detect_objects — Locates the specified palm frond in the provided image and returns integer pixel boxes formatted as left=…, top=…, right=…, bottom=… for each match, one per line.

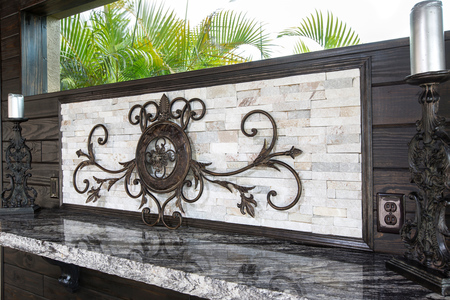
left=60, top=1, right=273, bottom=90
left=278, top=9, right=360, bottom=54
left=209, top=10, right=272, bottom=59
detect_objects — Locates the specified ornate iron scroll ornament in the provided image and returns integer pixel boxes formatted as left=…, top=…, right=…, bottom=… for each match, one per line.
left=73, top=94, right=302, bottom=229
left=1, top=118, right=38, bottom=212
left=400, top=71, right=450, bottom=274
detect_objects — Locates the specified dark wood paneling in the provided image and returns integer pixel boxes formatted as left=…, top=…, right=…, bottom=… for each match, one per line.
left=370, top=45, right=410, bottom=85
left=373, top=126, right=450, bottom=169
left=372, top=84, right=421, bottom=126
left=34, top=185, right=60, bottom=208
left=370, top=37, right=450, bottom=86
left=25, top=99, right=58, bottom=118
left=1, top=56, right=20, bottom=80
left=20, top=0, right=51, bottom=9
left=1, top=98, right=59, bottom=119
left=372, top=81, right=450, bottom=126
left=2, top=117, right=59, bottom=140
left=80, top=268, right=195, bottom=300
left=0, top=3, right=20, bottom=19
left=30, top=140, right=42, bottom=162
left=1, top=34, right=20, bottom=60
left=372, top=126, right=416, bottom=169
left=4, top=283, right=46, bottom=300
left=1, top=0, right=2, bottom=211
left=21, top=0, right=110, bottom=17
left=22, top=0, right=117, bottom=19
left=3, top=247, right=60, bottom=277
left=373, top=231, right=405, bottom=255
left=0, top=14, right=20, bottom=39
left=1, top=78, right=21, bottom=100
left=42, top=140, right=59, bottom=162
left=43, top=276, right=123, bottom=300
left=373, top=169, right=418, bottom=203
left=4, top=264, right=44, bottom=295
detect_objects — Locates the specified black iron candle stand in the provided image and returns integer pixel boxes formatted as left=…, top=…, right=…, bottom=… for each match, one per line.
left=0, top=118, right=39, bottom=214
left=386, top=70, right=450, bottom=295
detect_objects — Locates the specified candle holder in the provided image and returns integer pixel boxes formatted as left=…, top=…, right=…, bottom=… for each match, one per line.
left=0, top=118, right=39, bottom=214
left=386, top=70, right=450, bottom=295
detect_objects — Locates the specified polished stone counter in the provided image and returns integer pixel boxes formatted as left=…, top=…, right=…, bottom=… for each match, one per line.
left=0, top=209, right=444, bottom=299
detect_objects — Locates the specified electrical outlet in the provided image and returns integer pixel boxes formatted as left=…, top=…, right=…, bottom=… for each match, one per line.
left=377, top=193, right=405, bottom=234
left=50, top=177, right=59, bottom=198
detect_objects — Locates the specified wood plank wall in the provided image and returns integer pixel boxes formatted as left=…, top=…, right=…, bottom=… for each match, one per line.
left=1, top=0, right=450, bottom=256
left=370, top=41, right=450, bottom=253
left=3, top=247, right=205, bottom=300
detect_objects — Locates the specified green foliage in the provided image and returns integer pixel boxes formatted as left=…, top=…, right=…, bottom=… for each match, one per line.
left=60, top=0, right=271, bottom=90
left=278, top=10, right=360, bottom=54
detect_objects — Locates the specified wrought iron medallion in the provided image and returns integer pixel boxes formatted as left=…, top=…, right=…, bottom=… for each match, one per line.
left=74, top=94, right=303, bottom=229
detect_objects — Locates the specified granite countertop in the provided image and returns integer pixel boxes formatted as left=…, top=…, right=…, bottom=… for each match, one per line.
left=0, top=209, right=443, bottom=300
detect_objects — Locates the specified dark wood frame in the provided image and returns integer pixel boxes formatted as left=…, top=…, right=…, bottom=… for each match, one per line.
left=46, top=54, right=374, bottom=251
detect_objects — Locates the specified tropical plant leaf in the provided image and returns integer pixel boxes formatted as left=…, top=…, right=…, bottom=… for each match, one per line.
left=278, top=9, right=360, bottom=54
left=61, top=2, right=273, bottom=89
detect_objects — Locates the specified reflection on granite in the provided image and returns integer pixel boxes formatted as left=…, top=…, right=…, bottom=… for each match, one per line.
left=0, top=209, right=445, bottom=300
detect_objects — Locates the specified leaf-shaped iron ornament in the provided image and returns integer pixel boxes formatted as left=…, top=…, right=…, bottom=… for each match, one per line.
left=73, top=94, right=303, bottom=229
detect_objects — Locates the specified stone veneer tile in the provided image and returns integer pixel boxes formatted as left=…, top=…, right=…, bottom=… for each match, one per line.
left=324, top=78, right=354, bottom=90
left=206, top=84, right=236, bottom=98
left=326, top=68, right=360, bottom=79
left=61, top=69, right=363, bottom=239
left=311, top=97, right=360, bottom=109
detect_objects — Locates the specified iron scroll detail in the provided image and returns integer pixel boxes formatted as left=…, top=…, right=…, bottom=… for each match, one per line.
left=73, top=94, right=303, bottom=229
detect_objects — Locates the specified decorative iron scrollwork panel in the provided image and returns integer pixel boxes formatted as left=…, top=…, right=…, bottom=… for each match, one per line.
left=74, top=94, right=303, bottom=229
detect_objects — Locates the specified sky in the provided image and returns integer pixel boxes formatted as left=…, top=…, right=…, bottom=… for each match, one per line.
left=165, top=0, right=450, bottom=58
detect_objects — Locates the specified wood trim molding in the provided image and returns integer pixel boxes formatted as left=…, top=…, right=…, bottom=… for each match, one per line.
left=360, top=58, right=374, bottom=249
left=31, top=55, right=373, bottom=104
left=21, top=0, right=116, bottom=18
left=61, top=204, right=372, bottom=251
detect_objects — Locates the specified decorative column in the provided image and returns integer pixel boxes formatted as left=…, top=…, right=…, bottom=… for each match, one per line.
left=386, top=0, right=450, bottom=295
left=1, top=94, right=39, bottom=214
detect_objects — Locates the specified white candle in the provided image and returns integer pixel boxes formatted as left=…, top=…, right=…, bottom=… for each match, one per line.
left=410, top=0, right=446, bottom=75
left=8, top=93, right=24, bottom=119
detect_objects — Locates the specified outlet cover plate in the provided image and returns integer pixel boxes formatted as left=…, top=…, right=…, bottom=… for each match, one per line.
left=50, top=177, right=59, bottom=198
left=377, top=193, right=405, bottom=234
